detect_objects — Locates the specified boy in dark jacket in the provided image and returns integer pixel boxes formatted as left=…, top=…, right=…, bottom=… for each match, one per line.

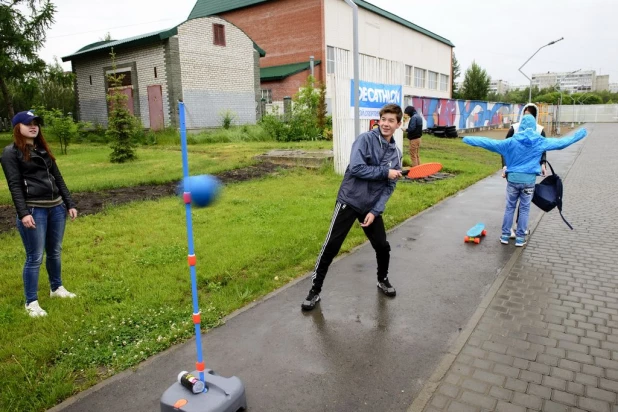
left=301, top=104, right=403, bottom=311
left=404, top=106, right=423, bottom=167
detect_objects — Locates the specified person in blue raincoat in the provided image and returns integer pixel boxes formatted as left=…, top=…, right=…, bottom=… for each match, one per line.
left=462, top=114, right=587, bottom=247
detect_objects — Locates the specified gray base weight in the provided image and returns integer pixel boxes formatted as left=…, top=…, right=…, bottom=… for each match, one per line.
left=160, top=369, right=246, bottom=412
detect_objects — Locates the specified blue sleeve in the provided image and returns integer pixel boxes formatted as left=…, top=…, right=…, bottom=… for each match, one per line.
left=543, top=129, right=587, bottom=151
left=462, top=136, right=509, bottom=156
left=370, top=148, right=401, bottom=216
left=349, top=135, right=389, bottom=181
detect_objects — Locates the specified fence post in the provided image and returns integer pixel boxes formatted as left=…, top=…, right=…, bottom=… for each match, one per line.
left=283, top=96, right=292, bottom=122
left=260, top=98, right=266, bottom=121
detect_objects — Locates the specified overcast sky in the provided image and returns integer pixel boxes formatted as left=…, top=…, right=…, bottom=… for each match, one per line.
left=43, top=0, right=618, bottom=86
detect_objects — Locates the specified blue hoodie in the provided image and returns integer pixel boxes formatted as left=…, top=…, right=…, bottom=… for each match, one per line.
left=463, top=115, right=587, bottom=178
left=337, top=128, right=402, bottom=216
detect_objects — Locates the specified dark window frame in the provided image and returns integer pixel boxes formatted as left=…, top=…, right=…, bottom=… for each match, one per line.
left=213, top=23, right=226, bottom=46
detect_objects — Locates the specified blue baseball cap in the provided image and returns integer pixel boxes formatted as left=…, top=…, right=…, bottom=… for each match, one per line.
left=11, top=111, right=42, bottom=128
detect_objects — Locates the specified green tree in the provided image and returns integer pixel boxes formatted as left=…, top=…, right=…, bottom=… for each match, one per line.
left=460, top=61, right=490, bottom=100
left=37, top=58, right=75, bottom=115
left=106, top=50, right=137, bottom=163
left=451, top=52, right=461, bottom=98
left=0, top=0, right=56, bottom=118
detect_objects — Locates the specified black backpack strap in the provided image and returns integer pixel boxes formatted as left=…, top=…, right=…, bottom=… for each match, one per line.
left=549, top=162, right=573, bottom=230
left=545, top=161, right=556, bottom=176
left=559, top=210, right=574, bottom=230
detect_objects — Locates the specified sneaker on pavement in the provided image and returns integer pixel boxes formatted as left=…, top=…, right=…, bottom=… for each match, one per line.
left=25, top=300, right=47, bottom=317
left=50, top=286, right=76, bottom=298
left=301, top=290, right=321, bottom=311
left=515, top=237, right=527, bottom=247
left=377, top=279, right=396, bottom=297
left=500, top=235, right=510, bottom=245
left=511, top=228, right=529, bottom=238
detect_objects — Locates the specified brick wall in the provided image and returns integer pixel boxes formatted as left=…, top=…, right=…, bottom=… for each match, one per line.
left=177, top=16, right=258, bottom=128
left=221, top=0, right=325, bottom=93
left=72, top=43, right=169, bottom=128
left=261, top=66, right=319, bottom=102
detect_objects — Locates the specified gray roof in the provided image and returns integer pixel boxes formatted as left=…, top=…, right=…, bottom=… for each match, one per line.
left=62, top=28, right=178, bottom=62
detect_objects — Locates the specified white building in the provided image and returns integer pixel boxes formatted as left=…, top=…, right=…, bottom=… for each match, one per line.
left=323, top=0, right=453, bottom=100
left=610, top=83, right=618, bottom=93
left=489, top=79, right=510, bottom=95
left=532, top=70, right=596, bottom=93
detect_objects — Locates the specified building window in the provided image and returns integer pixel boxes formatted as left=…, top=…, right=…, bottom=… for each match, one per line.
left=106, top=68, right=132, bottom=87
left=440, top=74, right=449, bottom=91
left=428, top=71, right=438, bottom=90
left=213, top=23, right=226, bottom=46
left=327, top=46, right=335, bottom=74
left=261, top=89, right=272, bottom=104
left=405, top=65, right=413, bottom=86
left=89, top=75, right=92, bottom=85
left=154, top=67, right=158, bottom=78
left=414, top=67, right=426, bottom=88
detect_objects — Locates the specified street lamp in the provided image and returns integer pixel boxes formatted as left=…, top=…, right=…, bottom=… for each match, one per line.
left=519, top=37, right=564, bottom=103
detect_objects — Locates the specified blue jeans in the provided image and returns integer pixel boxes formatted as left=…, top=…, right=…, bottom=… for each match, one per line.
left=17, top=205, right=67, bottom=304
left=502, top=182, right=535, bottom=238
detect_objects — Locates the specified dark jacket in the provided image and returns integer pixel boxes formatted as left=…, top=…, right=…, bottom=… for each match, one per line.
left=406, top=109, right=423, bottom=140
left=337, top=129, right=402, bottom=216
left=1, top=143, right=75, bottom=219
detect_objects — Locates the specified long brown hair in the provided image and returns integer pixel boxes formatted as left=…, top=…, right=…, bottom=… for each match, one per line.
left=12, top=124, right=55, bottom=162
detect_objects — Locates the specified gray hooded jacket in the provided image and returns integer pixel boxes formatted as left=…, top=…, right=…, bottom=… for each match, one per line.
left=336, top=128, right=402, bottom=216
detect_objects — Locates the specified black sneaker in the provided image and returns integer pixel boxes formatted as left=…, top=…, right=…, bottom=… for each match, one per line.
left=301, top=290, right=321, bottom=311
left=377, top=279, right=396, bottom=297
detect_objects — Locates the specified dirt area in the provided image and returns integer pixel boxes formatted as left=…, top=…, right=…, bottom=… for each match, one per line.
left=0, top=162, right=288, bottom=235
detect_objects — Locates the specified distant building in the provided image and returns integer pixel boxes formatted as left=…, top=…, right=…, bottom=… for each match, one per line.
left=595, top=75, right=610, bottom=92
left=610, top=83, right=618, bottom=93
left=531, top=70, right=610, bottom=93
left=489, top=79, right=510, bottom=95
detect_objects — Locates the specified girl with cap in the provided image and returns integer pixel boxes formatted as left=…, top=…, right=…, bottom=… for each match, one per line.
left=1, top=111, right=78, bottom=317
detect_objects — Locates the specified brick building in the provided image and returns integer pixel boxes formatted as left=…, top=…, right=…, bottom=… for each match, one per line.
left=62, top=16, right=264, bottom=129
left=192, top=0, right=454, bottom=102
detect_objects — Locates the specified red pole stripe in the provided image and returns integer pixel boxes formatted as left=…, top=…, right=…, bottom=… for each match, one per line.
left=187, top=255, right=196, bottom=266
left=192, top=313, right=201, bottom=324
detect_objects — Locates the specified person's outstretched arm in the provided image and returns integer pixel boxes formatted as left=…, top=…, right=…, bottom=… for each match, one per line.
left=544, top=129, right=587, bottom=151
left=462, top=136, right=509, bottom=156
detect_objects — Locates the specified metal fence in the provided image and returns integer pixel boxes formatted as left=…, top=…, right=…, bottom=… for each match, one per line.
left=553, top=104, right=618, bottom=124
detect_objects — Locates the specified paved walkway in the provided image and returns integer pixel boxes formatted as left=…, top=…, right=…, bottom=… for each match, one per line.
left=421, top=124, right=618, bottom=412
left=48, top=126, right=593, bottom=412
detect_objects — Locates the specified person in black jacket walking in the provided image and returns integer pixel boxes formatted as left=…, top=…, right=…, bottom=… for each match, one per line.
left=301, top=103, right=403, bottom=311
left=404, top=106, right=423, bottom=167
left=1, top=111, right=78, bottom=318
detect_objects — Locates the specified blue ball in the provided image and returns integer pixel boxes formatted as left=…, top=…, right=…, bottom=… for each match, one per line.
left=182, top=175, right=221, bottom=208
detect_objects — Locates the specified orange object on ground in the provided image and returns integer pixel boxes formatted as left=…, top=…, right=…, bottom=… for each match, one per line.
left=405, top=162, right=443, bottom=179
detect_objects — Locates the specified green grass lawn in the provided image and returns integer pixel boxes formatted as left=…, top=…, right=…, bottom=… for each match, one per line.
left=0, top=138, right=332, bottom=205
left=0, top=134, right=501, bottom=411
